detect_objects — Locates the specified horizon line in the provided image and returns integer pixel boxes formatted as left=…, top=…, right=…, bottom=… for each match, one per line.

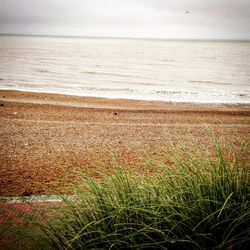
left=1, top=33, right=250, bottom=42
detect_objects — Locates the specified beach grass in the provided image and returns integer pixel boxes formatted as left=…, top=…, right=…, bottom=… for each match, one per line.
left=20, top=136, right=250, bottom=249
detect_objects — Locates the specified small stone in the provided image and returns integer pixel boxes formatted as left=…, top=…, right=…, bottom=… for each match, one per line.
left=12, top=112, right=17, bottom=116
left=0, top=103, right=4, bottom=107
left=114, top=112, right=118, bottom=115
left=22, top=191, right=32, bottom=196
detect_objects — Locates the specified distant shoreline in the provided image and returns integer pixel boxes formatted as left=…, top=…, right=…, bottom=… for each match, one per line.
left=0, top=88, right=249, bottom=107
left=1, top=89, right=250, bottom=108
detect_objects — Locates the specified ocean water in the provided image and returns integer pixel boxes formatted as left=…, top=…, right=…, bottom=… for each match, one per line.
left=0, top=35, right=250, bottom=104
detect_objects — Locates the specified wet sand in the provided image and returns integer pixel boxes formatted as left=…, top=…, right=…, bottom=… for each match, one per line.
left=0, top=90, right=249, bottom=197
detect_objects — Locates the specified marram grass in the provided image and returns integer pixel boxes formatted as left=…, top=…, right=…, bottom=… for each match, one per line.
left=31, top=139, right=249, bottom=249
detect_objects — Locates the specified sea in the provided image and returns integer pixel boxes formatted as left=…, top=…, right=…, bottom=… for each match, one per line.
left=0, top=35, right=250, bottom=104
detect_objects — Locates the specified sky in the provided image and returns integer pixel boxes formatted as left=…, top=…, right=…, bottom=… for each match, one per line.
left=0, top=0, right=249, bottom=39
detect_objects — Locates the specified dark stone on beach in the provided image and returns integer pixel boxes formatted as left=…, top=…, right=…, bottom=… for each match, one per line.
left=0, top=103, right=4, bottom=107
left=22, top=191, right=33, bottom=196
left=114, top=112, right=118, bottom=115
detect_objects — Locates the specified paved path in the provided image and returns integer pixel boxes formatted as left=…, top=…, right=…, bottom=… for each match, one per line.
left=1, top=201, right=59, bottom=224
left=0, top=195, right=72, bottom=223
left=0, top=196, right=67, bottom=248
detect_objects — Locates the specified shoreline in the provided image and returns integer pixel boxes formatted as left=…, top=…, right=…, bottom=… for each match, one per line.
left=0, top=89, right=249, bottom=197
left=1, top=89, right=250, bottom=110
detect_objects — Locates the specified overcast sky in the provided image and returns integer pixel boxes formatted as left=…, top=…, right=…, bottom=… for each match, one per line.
left=0, top=0, right=249, bottom=39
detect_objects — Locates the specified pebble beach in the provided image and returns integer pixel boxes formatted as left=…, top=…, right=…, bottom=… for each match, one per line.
left=0, top=90, right=249, bottom=196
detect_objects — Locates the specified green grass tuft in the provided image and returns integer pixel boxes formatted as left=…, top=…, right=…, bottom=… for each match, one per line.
left=29, top=138, right=250, bottom=249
